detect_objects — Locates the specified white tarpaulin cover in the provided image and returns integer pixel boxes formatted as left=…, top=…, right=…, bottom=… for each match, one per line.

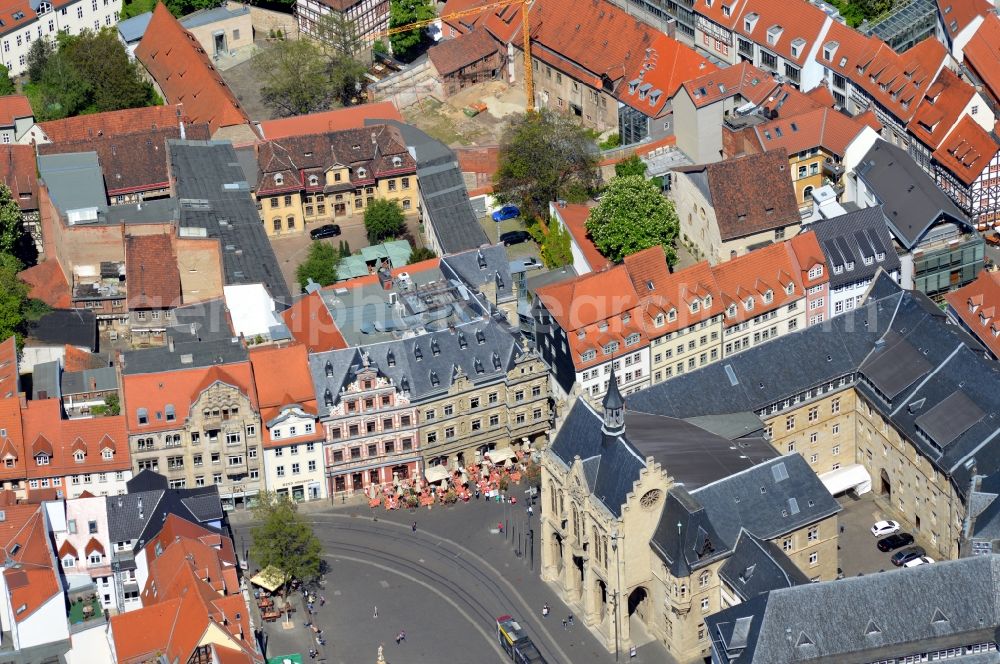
left=424, top=466, right=450, bottom=483
left=819, top=464, right=871, bottom=496
left=485, top=448, right=517, bottom=464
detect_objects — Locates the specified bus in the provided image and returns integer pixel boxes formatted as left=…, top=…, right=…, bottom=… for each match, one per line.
left=496, top=615, right=548, bottom=664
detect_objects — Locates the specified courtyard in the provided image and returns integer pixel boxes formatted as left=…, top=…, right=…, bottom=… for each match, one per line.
left=400, top=81, right=526, bottom=147
left=232, top=496, right=673, bottom=664
left=835, top=491, right=940, bottom=578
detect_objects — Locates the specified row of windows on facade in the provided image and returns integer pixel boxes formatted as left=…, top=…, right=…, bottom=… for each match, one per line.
left=136, top=404, right=242, bottom=426
left=330, top=437, right=413, bottom=463
left=135, top=428, right=249, bottom=450
left=159, top=471, right=254, bottom=489
left=26, top=470, right=125, bottom=490
left=275, top=460, right=318, bottom=477
left=271, top=173, right=409, bottom=189
left=330, top=416, right=410, bottom=438
left=421, top=386, right=542, bottom=420
left=581, top=352, right=645, bottom=381
left=426, top=408, right=543, bottom=443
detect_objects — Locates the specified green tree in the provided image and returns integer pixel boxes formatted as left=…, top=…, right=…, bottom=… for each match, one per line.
left=614, top=155, right=647, bottom=179
left=250, top=493, right=323, bottom=596
left=295, top=242, right=339, bottom=291
left=338, top=240, right=352, bottom=257
left=585, top=175, right=679, bottom=265
left=26, top=38, right=54, bottom=84
left=0, top=253, right=32, bottom=346
left=364, top=199, right=406, bottom=244
left=316, top=12, right=362, bottom=57
left=254, top=39, right=333, bottom=117
left=60, top=29, right=157, bottom=113
left=103, top=392, right=121, bottom=416
left=408, top=246, right=436, bottom=263
left=495, top=110, right=600, bottom=221
left=539, top=216, right=572, bottom=269
left=0, top=185, right=25, bottom=257
left=0, top=65, right=14, bottom=96
left=389, top=0, right=435, bottom=61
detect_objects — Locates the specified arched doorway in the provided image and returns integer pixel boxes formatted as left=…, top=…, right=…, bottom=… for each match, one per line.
left=552, top=532, right=564, bottom=575
left=880, top=469, right=891, bottom=498
left=627, top=586, right=650, bottom=629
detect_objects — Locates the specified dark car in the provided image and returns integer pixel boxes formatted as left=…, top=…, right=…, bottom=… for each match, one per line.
left=891, top=546, right=926, bottom=566
left=492, top=205, right=520, bottom=222
left=500, top=230, right=532, bottom=246
left=310, top=224, right=342, bottom=240
left=877, top=533, right=915, bottom=552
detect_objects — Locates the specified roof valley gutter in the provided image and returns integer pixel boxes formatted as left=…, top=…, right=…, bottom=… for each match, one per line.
left=858, top=293, right=905, bottom=368
left=889, top=342, right=964, bottom=418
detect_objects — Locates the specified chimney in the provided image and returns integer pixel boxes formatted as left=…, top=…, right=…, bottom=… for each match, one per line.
left=168, top=337, right=175, bottom=353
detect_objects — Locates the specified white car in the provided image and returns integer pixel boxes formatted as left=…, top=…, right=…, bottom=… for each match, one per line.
left=903, top=556, right=934, bottom=568
left=871, top=520, right=901, bottom=537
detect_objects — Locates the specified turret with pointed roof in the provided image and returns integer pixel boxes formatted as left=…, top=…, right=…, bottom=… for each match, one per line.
left=601, top=368, right=625, bottom=442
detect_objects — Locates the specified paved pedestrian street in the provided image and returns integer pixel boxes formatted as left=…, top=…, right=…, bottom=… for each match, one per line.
left=233, top=496, right=675, bottom=664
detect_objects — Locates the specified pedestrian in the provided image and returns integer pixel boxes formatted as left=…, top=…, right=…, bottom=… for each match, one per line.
left=412, top=521, right=417, bottom=532
left=319, top=595, right=326, bottom=607
left=568, top=614, right=574, bottom=626
left=527, top=505, right=533, bottom=516
left=374, top=605, right=378, bottom=619
left=562, top=618, right=568, bottom=630
left=475, top=488, right=480, bottom=499
left=395, top=632, right=402, bottom=645
left=542, top=603, right=549, bottom=618
left=307, top=602, right=314, bottom=612
left=497, top=521, right=504, bottom=533
left=401, top=630, right=406, bottom=642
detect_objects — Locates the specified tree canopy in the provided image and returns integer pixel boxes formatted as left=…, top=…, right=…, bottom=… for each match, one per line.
left=0, top=65, right=14, bottom=96
left=0, top=253, right=47, bottom=347
left=253, top=14, right=369, bottom=116
left=539, top=216, right=572, bottom=269
left=585, top=175, right=679, bottom=265
left=615, top=155, right=648, bottom=179
left=389, top=0, right=435, bottom=61
left=408, top=246, right=436, bottom=263
left=250, top=493, right=323, bottom=595
left=494, top=110, right=600, bottom=221
left=26, top=29, right=158, bottom=122
left=295, top=242, right=339, bottom=291
left=364, top=199, right=406, bottom=244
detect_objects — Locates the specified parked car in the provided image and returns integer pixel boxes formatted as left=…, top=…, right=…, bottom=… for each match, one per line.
left=985, top=232, right=1000, bottom=247
left=902, top=555, right=935, bottom=568
left=310, top=224, right=342, bottom=240
left=891, top=546, right=926, bottom=566
left=871, top=520, right=901, bottom=537
left=492, top=205, right=520, bottom=222
left=500, top=230, right=532, bottom=246
left=877, top=533, right=915, bottom=552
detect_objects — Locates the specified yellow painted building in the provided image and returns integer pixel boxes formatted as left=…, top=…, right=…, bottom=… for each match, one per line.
left=255, top=125, right=419, bottom=237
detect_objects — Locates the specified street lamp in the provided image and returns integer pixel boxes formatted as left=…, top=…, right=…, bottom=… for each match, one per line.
left=610, top=530, right=624, bottom=663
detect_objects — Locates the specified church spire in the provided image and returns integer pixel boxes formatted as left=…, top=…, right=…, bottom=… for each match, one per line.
left=601, top=367, right=625, bottom=442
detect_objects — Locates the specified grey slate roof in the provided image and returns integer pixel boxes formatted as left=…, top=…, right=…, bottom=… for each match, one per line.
left=854, top=140, right=970, bottom=250
left=373, top=120, right=488, bottom=254
left=650, top=487, right=730, bottom=576
left=37, top=152, right=106, bottom=213
left=166, top=299, right=237, bottom=344
left=168, top=140, right=290, bottom=299
left=690, top=454, right=841, bottom=546
left=106, top=477, right=223, bottom=546
left=309, top=317, right=523, bottom=415
left=26, top=309, right=98, bottom=350
left=117, top=11, right=152, bottom=42
left=718, top=530, right=810, bottom=602
left=625, top=281, right=1000, bottom=497
left=179, top=4, right=249, bottom=28
left=549, top=399, right=647, bottom=517
left=440, top=244, right=514, bottom=303
left=806, top=206, right=901, bottom=289
left=121, top=335, right=247, bottom=375
left=32, top=360, right=60, bottom=401
left=61, top=366, right=117, bottom=396
left=707, top=554, right=1000, bottom=664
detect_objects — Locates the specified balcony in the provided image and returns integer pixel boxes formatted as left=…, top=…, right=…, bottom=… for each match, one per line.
left=823, top=159, right=845, bottom=177
left=822, top=177, right=845, bottom=196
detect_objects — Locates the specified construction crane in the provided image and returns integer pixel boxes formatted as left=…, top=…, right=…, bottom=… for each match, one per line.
left=366, top=0, right=535, bottom=112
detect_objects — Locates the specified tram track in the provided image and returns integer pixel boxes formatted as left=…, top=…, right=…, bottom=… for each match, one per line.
left=307, top=515, right=573, bottom=664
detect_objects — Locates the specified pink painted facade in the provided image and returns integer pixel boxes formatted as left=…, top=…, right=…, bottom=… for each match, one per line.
left=322, top=366, right=421, bottom=495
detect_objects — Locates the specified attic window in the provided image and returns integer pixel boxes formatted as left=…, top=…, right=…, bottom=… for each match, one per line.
left=744, top=12, right=758, bottom=31
left=763, top=289, right=773, bottom=303
left=667, top=308, right=677, bottom=322
left=766, top=24, right=783, bottom=45
left=429, top=371, right=439, bottom=386
left=839, top=56, right=848, bottom=67
left=726, top=304, right=737, bottom=317
left=74, top=451, right=85, bottom=462
left=744, top=297, right=754, bottom=311
left=790, top=122, right=798, bottom=132
left=392, top=156, right=402, bottom=167
left=273, top=173, right=283, bottom=186
left=785, top=283, right=794, bottom=295
left=790, top=38, right=806, bottom=58
left=690, top=300, right=700, bottom=313
left=823, top=41, right=838, bottom=61
left=308, top=175, right=319, bottom=186
left=704, top=295, right=712, bottom=308
left=356, top=167, right=367, bottom=178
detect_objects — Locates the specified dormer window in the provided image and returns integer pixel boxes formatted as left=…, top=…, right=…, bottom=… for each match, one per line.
left=625, top=333, right=640, bottom=346
left=430, top=371, right=439, bottom=387
left=763, top=289, right=773, bottom=303
left=308, top=174, right=319, bottom=186
left=993, top=326, right=1000, bottom=338
left=356, top=167, right=367, bottom=179
left=807, top=265, right=823, bottom=279
left=598, top=321, right=609, bottom=332
left=667, top=308, right=677, bottom=322
left=690, top=300, right=700, bottom=314
left=727, top=304, right=737, bottom=318
left=785, top=283, right=794, bottom=295
left=969, top=300, right=979, bottom=313
left=863, top=255, right=874, bottom=266
left=823, top=41, right=838, bottom=61
left=622, top=312, right=631, bottom=324
left=704, top=295, right=712, bottom=308
left=273, top=173, right=284, bottom=186
left=603, top=341, right=619, bottom=355
left=577, top=330, right=586, bottom=339
left=744, top=12, right=758, bottom=32
left=392, top=156, right=402, bottom=167
left=833, top=265, right=843, bottom=275
left=74, top=451, right=85, bottom=463
left=655, top=314, right=665, bottom=327
left=35, top=453, right=49, bottom=466
left=980, top=313, right=989, bottom=325
left=102, top=449, right=113, bottom=460
left=37, top=1, right=52, bottom=12
left=744, top=297, right=754, bottom=311
left=722, top=3, right=731, bottom=16
left=766, top=24, right=782, bottom=45
left=582, top=350, right=596, bottom=362
left=876, top=252, right=885, bottom=261
left=846, top=260, right=855, bottom=271
left=790, top=38, right=806, bottom=58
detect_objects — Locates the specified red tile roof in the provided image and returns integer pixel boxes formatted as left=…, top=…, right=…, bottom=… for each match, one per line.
left=945, top=269, right=1000, bottom=357
left=535, top=236, right=826, bottom=369
left=906, top=67, right=978, bottom=151
left=933, top=114, right=1000, bottom=186
left=617, top=33, right=716, bottom=117
left=122, top=361, right=256, bottom=433
left=0, top=336, right=17, bottom=400
left=39, top=104, right=188, bottom=143
left=126, top=234, right=182, bottom=310
left=0, top=95, right=32, bottom=126
left=680, top=61, right=777, bottom=109
left=17, top=260, right=71, bottom=309
left=735, top=0, right=831, bottom=66
left=695, top=0, right=752, bottom=29
left=428, top=29, right=499, bottom=77
left=455, top=145, right=499, bottom=196
left=511, top=0, right=660, bottom=90
left=0, top=145, right=37, bottom=211
left=748, top=107, right=873, bottom=158
left=553, top=202, right=612, bottom=273
left=281, top=291, right=348, bottom=353
left=0, top=504, right=61, bottom=624
left=962, top=14, right=1000, bottom=105
left=259, top=102, right=403, bottom=140
left=135, top=4, right=251, bottom=135
left=249, top=343, right=316, bottom=411
left=937, top=0, right=991, bottom=38
left=62, top=346, right=107, bottom=372
left=17, top=399, right=131, bottom=478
